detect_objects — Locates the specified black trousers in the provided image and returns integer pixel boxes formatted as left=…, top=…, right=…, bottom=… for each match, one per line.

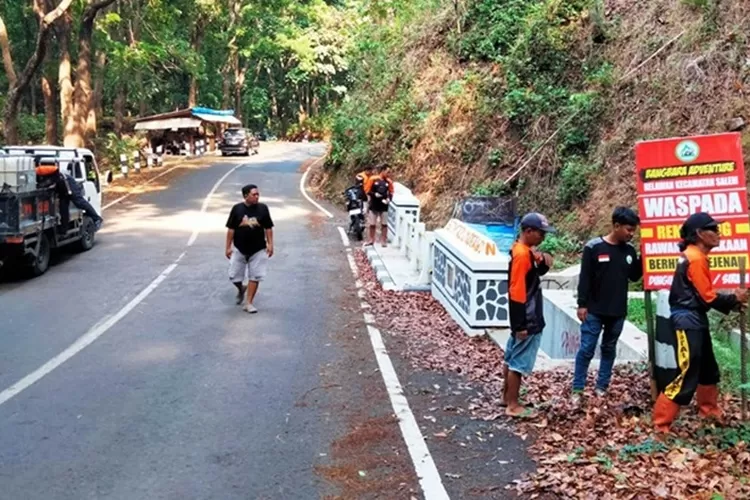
left=59, top=177, right=102, bottom=229
left=663, top=326, right=720, bottom=406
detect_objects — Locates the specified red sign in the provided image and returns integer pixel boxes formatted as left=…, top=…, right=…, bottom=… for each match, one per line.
left=635, top=132, right=750, bottom=290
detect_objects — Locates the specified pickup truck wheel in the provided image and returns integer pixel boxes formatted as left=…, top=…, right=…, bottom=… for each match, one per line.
left=29, top=233, right=50, bottom=277
left=77, top=216, right=96, bottom=251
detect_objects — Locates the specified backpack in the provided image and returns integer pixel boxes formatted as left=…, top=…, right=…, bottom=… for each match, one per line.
left=371, top=177, right=390, bottom=200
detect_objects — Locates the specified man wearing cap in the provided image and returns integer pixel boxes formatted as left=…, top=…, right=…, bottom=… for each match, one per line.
left=653, top=212, right=747, bottom=432
left=503, top=212, right=555, bottom=418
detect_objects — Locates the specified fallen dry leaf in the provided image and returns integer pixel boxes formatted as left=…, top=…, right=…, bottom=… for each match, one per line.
left=353, top=250, right=750, bottom=500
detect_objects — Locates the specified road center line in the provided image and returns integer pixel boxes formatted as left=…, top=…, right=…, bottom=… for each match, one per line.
left=299, top=156, right=333, bottom=218
left=0, top=162, right=248, bottom=407
left=345, top=251, right=449, bottom=499
left=187, top=162, right=248, bottom=247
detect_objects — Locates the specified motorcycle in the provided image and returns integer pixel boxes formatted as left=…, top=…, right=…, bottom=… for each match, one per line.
left=344, top=184, right=366, bottom=241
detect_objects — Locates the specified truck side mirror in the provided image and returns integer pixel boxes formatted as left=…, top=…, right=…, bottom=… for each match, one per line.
left=104, top=170, right=113, bottom=185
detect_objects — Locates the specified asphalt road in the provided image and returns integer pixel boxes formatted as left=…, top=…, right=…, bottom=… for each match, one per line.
left=0, top=142, right=422, bottom=499
left=0, top=142, right=538, bottom=499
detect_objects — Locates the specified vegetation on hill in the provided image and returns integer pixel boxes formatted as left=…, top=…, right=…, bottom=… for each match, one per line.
left=316, top=0, right=750, bottom=243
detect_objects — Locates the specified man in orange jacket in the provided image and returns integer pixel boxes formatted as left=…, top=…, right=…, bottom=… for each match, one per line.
left=654, top=212, right=747, bottom=432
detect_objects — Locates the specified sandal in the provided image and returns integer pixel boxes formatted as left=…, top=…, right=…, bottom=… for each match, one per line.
left=505, top=407, right=538, bottom=419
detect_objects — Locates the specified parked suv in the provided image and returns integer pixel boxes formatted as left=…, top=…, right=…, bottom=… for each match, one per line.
left=219, top=128, right=259, bottom=156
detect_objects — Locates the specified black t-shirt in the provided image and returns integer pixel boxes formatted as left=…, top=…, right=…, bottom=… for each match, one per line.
left=225, top=202, right=274, bottom=256
left=577, top=237, right=642, bottom=317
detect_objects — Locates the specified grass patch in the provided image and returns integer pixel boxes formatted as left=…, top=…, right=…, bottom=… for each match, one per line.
left=627, top=297, right=647, bottom=332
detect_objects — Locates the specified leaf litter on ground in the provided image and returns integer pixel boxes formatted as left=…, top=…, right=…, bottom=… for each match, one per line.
left=354, top=250, right=750, bottom=499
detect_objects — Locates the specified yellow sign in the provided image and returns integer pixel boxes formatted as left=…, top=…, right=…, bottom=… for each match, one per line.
left=445, top=219, right=498, bottom=256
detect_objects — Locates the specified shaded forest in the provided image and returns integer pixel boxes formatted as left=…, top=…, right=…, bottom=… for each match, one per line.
left=0, top=0, right=362, bottom=148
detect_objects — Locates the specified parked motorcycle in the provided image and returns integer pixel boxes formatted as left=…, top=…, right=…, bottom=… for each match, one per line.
left=344, top=184, right=366, bottom=241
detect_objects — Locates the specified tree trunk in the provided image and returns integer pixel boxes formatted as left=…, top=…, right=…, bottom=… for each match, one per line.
left=222, top=68, right=232, bottom=109
left=2, top=0, right=74, bottom=144
left=0, top=16, right=18, bottom=88
left=93, top=50, right=105, bottom=118
left=31, top=81, right=38, bottom=115
left=189, top=76, right=199, bottom=108
left=86, top=50, right=106, bottom=139
left=114, top=82, right=125, bottom=137
left=233, top=60, right=246, bottom=123
left=188, top=23, right=205, bottom=108
left=57, top=13, right=73, bottom=126
left=64, top=0, right=118, bottom=147
left=42, top=69, right=57, bottom=144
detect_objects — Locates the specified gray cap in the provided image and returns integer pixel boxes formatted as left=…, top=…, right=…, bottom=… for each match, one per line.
left=520, top=212, right=556, bottom=233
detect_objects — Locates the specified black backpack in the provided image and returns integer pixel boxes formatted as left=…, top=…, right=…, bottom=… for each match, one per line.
left=372, top=178, right=390, bottom=200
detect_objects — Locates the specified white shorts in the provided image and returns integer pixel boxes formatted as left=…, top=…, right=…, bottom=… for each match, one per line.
left=228, top=246, right=268, bottom=283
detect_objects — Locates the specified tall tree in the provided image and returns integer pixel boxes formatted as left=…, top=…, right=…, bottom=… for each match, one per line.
left=63, top=0, right=119, bottom=147
left=1, top=0, right=73, bottom=144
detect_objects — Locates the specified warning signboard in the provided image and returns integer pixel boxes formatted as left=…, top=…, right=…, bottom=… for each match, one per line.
left=635, top=132, right=750, bottom=290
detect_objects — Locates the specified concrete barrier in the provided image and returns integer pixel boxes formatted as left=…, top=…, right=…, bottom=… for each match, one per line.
left=540, top=264, right=581, bottom=291
left=387, top=182, right=420, bottom=243
left=432, top=220, right=511, bottom=335
left=541, top=290, right=648, bottom=362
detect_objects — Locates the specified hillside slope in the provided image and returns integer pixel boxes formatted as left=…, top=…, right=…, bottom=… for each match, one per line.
left=314, top=0, right=749, bottom=248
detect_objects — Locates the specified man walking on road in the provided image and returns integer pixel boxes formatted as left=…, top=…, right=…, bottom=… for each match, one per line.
left=572, top=207, right=642, bottom=401
left=225, top=184, right=274, bottom=313
left=504, top=213, right=555, bottom=418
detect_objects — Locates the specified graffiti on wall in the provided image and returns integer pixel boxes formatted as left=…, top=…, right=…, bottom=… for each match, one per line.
left=561, top=330, right=581, bottom=358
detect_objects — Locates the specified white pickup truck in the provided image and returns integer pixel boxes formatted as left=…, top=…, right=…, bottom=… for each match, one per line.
left=0, top=146, right=110, bottom=277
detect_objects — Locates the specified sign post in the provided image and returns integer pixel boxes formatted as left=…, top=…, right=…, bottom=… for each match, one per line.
left=635, top=132, right=750, bottom=400
left=636, top=132, right=750, bottom=290
left=740, top=257, right=747, bottom=420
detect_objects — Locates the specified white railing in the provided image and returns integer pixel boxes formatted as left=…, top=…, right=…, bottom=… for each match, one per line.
left=385, top=184, right=434, bottom=286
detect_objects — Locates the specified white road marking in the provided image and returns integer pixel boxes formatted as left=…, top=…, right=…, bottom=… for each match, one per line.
left=0, top=163, right=248, bottom=407
left=187, top=163, right=248, bottom=247
left=0, top=262, right=178, bottom=407
left=347, top=254, right=358, bottom=275
left=337, top=226, right=350, bottom=247
left=299, top=156, right=333, bottom=218
left=102, top=165, right=182, bottom=210
left=346, top=251, right=449, bottom=499
left=365, top=324, right=448, bottom=499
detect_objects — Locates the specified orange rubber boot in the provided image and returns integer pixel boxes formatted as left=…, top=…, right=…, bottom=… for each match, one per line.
left=653, top=393, right=681, bottom=433
left=696, top=384, right=723, bottom=421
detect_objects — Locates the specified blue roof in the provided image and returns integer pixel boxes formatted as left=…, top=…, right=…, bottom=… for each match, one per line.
left=190, top=107, right=235, bottom=116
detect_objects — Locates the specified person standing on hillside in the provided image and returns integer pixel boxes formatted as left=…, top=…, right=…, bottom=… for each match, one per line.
left=355, top=165, right=375, bottom=186
left=225, top=184, right=274, bottom=314
left=653, top=213, right=747, bottom=432
left=364, top=165, right=394, bottom=247
left=504, top=213, right=555, bottom=418
left=572, top=207, right=642, bottom=401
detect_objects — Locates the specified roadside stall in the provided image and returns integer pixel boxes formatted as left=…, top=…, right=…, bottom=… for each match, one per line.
left=134, top=107, right=242, bottom=155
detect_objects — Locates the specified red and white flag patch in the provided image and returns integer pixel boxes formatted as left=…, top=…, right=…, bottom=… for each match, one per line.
left=598, top=254, right=610, bottom=263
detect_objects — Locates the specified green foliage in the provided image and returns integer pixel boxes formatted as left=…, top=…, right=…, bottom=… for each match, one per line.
left=681, top=0, right=711, bottom=8
left=557, top=158, right=598, bottom=207
left=487, top=148, right=504, bottom=168
left=471, top=180, right=510, bottom=197
left=99, top=133, right=141, bottom=170
left=627, top=298, right=647, bottom=332
left=537, top=231, right=579, bottom=256
left=17, top=114, right=46, bottom=144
